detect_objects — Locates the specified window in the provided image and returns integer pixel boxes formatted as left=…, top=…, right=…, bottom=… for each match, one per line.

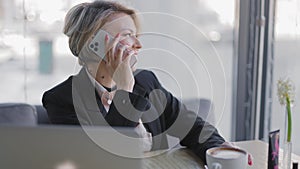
left=271, top=0, right=300, bottom=155
left=0, top=0, right=236, bottom=141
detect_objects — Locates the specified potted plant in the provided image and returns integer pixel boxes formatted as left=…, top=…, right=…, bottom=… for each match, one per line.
left=277, top=78, right=295, bottom=169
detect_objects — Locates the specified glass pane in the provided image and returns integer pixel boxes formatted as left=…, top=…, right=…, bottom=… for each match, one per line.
left=272, top=0, right=300, bottom=155
left=0, top=0, right=235, bottom=141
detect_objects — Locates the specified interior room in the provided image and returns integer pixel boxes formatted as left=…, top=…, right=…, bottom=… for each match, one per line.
left=0, top=0, right=299, bottom=168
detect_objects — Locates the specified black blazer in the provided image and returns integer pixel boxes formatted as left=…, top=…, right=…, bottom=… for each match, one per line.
left=42, top=68, right=225, bottom=162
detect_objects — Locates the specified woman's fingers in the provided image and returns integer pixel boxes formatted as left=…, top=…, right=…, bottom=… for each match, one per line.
left=248, top=153, right=253, bottom=166
left=104, top=32, right=134, bottom=75
left=123, top=50, right=135, bottom=64
left=104, top=34, right=111, bottom=64
left=115, top=44, right=126, bottom=63
left=110, top=33, right=121, bottom=60
left=104, top=33, right=121, bottom=63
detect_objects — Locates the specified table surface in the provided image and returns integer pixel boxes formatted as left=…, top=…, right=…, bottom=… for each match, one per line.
left=143, top=140, right=300, bottom=169
left=236, top=140, right=300, bottom=169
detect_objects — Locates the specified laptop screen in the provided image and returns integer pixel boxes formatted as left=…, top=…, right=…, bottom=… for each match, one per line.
left=0, top=125, right=143, bottom=169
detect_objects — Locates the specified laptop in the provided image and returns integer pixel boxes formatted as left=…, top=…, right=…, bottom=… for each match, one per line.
left=0, top=125, right=143, bottom=169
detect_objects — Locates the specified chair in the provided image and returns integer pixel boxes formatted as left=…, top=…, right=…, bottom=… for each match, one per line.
left=34, top=105, right=50, bottom=124
left=0, top=103, right=37, bottom=126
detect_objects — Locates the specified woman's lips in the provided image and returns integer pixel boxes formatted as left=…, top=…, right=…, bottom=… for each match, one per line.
left=118, top=41, right=139, bottom=56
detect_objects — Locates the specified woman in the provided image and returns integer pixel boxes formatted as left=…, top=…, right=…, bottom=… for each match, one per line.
left=42, top=1, right=238, bottom=164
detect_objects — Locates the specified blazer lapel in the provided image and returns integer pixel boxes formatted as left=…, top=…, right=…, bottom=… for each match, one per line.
left=95, top=90, right=108, bottom=116
left=73, top=69, right=168, bottom=149
left=72, top=68, right=107, bottom=125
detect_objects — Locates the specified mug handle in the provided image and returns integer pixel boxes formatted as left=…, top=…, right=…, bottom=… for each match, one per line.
left=212, top=162, right=222, bottom=169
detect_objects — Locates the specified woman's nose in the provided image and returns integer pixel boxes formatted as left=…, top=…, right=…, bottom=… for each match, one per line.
left=132, top=37, right=142, bottom=49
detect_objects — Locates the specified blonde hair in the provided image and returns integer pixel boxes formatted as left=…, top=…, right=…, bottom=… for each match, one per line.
left=63, top=1, right=139, bottom=58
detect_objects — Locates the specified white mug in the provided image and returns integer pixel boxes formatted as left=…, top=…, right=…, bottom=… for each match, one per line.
left=206, top=147, right=247, bottom=169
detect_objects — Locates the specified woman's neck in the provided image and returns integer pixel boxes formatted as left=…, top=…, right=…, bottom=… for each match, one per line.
left=88, top=62, right=116, bottom=88
left=96, top=74, right=115, bottom=89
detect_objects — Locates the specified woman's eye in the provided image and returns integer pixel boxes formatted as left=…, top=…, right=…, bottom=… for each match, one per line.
left=123, top=33, right=133, bottom=37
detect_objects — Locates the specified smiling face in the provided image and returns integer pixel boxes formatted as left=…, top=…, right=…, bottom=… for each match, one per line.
left=102, top=13, right=142, bottom=61
left=88, top=13, right=142, bottom=87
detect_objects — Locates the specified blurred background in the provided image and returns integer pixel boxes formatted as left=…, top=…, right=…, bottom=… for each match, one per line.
left=0, top=0, right=299, bottom=155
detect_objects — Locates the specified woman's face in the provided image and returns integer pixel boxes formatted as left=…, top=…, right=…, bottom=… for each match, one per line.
left=101, top=13, right=142, bottom=60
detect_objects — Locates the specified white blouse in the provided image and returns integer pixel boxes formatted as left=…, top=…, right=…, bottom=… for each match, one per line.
left=85, top=68, right=152, bottom=152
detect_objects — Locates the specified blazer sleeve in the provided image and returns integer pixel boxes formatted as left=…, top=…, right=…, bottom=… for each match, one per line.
left=147, top=71, right=225, bottom=163
left=42, top=90, right=80, bottom=125
left=104, top=90, right=151, bottom=127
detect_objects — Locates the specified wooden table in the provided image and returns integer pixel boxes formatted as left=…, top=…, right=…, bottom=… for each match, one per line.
left=236, top=140, right=300, bottom=169
left=143, top=140, right=300, bottom=169
left=144, top=147, right=205, bottom=169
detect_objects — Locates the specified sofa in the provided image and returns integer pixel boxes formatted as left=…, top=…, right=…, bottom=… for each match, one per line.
left=0, top=98, right=214, bottom=126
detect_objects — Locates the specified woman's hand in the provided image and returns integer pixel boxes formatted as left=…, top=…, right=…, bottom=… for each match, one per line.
left=104, top=33, right=135, bottom=92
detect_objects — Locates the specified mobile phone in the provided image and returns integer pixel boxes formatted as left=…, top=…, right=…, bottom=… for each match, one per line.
left=89, top=29, right=138, bottom=67
left=89, top=29, right=112, bottom=61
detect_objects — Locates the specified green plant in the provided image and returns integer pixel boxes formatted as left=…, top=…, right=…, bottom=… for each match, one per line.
left=277, top=78, right=295, bottom=142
